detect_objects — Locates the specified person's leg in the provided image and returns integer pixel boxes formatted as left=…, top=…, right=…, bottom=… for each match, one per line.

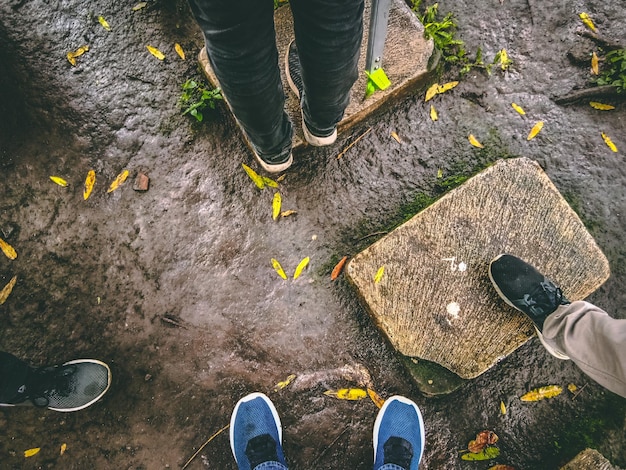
left=288, top=0, right=364, bottom=141
left=230, top=392, right=288, bottom=470
left=0, top=351, right=32, bottom=405
left=373, top=396, right=425, bottom=470
left=543, top=301, right=626, bottom=398
left=187, top=0, right=293, bottom=171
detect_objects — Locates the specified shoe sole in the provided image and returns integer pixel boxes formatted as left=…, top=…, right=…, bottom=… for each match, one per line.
left=253, top=151, right=293, bottom=174
left=49, top=359, right=112, bottom=412
left=488, top=255, right=570, bottom=360
left=230, top=392, right=282, bottom=465
left=372, top=395, right=425, bottom=468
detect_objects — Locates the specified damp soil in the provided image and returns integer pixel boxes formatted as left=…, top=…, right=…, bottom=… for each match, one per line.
left=0, top=0, right=625, bottom=469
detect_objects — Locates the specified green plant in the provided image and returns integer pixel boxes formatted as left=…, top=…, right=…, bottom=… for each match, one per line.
left=596, top=49, right=626, bottom=92
left=179, top=79, right=223, bottom=122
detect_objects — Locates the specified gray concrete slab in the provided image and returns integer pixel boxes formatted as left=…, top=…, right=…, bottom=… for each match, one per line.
left=346, top=157, right=610, bottom=379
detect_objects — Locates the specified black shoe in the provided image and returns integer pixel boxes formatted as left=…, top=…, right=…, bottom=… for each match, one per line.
left=489, top=254, right=571, bottom=359
left=23, top=359, right=112, bottom=412
left=284, top=40, right=337, bottom=146
left=245, top=434, right=280, bottom=469
left=383, top=437, right=414, bottom=469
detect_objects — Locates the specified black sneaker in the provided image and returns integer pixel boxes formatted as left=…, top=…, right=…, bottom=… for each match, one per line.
left=23, top=359, right=112, bottom=412
left=284, top=40, right=337, bottom=146
left=489, top=254, right=571, bottom=359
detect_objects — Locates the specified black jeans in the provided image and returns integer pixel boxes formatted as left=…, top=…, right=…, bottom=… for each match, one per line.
left=187, top=0, right=364, bottom=162
left=0, top=351, right=31, bottom=404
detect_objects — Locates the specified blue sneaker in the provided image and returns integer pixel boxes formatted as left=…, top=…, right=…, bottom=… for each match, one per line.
left=373, top=396, right=425, bottom=470
left=230, top=392, right=287, bottom=470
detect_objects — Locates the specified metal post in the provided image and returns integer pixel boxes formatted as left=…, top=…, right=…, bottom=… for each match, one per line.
left=365, top=0, right=393, bottom=73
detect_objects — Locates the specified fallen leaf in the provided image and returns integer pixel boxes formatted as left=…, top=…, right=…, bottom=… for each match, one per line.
left=468, top=430, right=498, bottom=453
left=274, top=374, right=296, bottom=391
left=390, top=131, right=402, bottom=143
left=374, top=266, right=385, bottom=283
left=66, top=45, right=89, bottom=66
left=579, top=12, right=597, bottom=32
left=520, top=385, right=562, bottom=401
left=591, top=51, right=599, bottom=75
left=438, top=81, right=459, bottom=93
left=324, top=388, right=368, bottom=400
left=24, top=448, right=40, bottom=458
left=331, top=255, right=348, bottom=281
left=271, top=258, right=288, bottom=280
left=242, top=163, right=265, bottom=189
left=499, top=48, right=512, bottom=71
left=511, top=103, right=525, bottom=115
left=567, top=383, right=578, bottom=393
left=280, top=210, right=297, bottom=218
left=50, top=176, right=68, bottom=187
left=425, top=83, right=439, bottom=102
left=0, top=237, right=17, bottom=260
left=601, top=132, right=618, bottom=152
left=589, top=102, right=615, bottom=110
left=261, top=176, right=279, bottom=188
left=98, top=16, right=111, bottom=31
left=367, top=389, right=385, bottom=408
left=527, top=121, right=544, bottom=140
left=132, top=2, right=147, bottom=11
left=437, top=168, right=443, bottom=178
left=84, top=170, right=96, bottom=200
left=60, top=443, right=67, bottom=455
left=468, top=134, right=484, bottom=148
left=276, top=174, right=286, bottom=183
left=487, top=466, right=515, bottom=470
left=293, top=257, right=310, bottom=280
left=500, top=400, right=506, bottom=415
left=107, top=170, right=129, bottom=193
left=430, top=104, right=438, bottom=121
left=175, top=43, right=185, bottom=60
left=146, top=45, right=165, bottom=60
left=272, top=193, right=282, bottom=221
left=461, top=446, right=500, bottom=461
left=0, top=276, right=18, bottom=305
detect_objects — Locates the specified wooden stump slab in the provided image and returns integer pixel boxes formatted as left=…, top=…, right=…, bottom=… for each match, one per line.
left=199, top=0, right=433, bottom=151
left=560, top=448, right=619, bottom=470
left=346, top=158, right=610, bottom=379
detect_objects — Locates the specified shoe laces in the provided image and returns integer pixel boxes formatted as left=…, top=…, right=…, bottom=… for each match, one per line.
left=27, top=365, right=76, bottom=407
left=245, top=434, right=279, bottom=468
left=517, top=280, right=568, bottom=318
left=383, top=437, right=413, bottom=470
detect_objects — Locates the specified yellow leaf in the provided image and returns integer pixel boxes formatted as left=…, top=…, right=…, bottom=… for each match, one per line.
left=84, top=170, right=96, bottom=200
left=579, top=13, right=596, bottom=32
left=0, top=237, right=17, bottom=260
left=242, top=163, right=265, bottom=189
left=66, top=45, right=89, bottom=66
left=499, top=48, right=512, bottom=71
left=436, top=168, right=443, bottom=178
left=567, top=383, right=578, bottom=393
left=500, top=400, right=506, bottom=415
left=468, top=134, right=484, bottom=148
left=0, top=276, right=18, bottom=305
left=520, top=385, right=562, bottom=402
left=511, top=103, right=525, bottom=115
left=367, top=389, right=385, bottom=408
left=272, top=193, right=282, bottom=221
left=437, top=81, right=459, bottom=93
left=390, top=131, right=402, bottom=143
left=293, top=257, right=310, bottom=280
left=261, top=176, right=279, bottom=188
left=274, top=374, right=296, bottom=391
left=146, top=45, right=165, bottom=60
left=175, top=43, right=185, bottom=60
left=601, top=132, right=618, bottom=152
left=132, top=2, right=147, bottom=11
left=324, top=388, right=368, bottom=400
left=425, top=83, right=439, bottom=102
left=591, top=51, right=599, bottom=75
left=527, top=121, right=544, bottom=140
left=107, top=169, right=129, bottom=193
left=24, top=448, right=40, bottom=458
left=271, top=258, right=287, bottom=280
left=430, top=104, right=438, bottom=121
left=50, top=176, right=68, bottom=187
left=374, top=266, right=385, bottom=283
left=280, top=210, right=297, bottom=218
left=60, top=443, right=67, bottom=455
left=98, top=16, right=111, bottom=31
left=589, top=102, right=615, bottom=110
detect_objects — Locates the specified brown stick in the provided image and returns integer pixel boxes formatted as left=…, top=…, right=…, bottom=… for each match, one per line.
left=336, top=127, right=372, bottom=159
left=311, top=426, right=350, bottom=466
left=181, top=424, right=230, bottom=469
left=553, top=85, right=622, bottom=105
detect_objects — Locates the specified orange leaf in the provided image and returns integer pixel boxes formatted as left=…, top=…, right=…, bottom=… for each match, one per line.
left=331, top=256, right=348, bottom=281
left=367, top=389, right=385, bottom=408
left=0, top=276, right=18, bottom=305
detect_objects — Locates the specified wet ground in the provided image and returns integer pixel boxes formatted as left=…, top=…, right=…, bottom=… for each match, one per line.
left=0, top=0, right=625, bottom=469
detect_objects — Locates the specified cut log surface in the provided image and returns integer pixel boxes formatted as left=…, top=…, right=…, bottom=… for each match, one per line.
left=346, top=158, right=610, bottom=379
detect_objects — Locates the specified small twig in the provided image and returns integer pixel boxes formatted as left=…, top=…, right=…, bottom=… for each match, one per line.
left=181, top=424, right=230, bottom=469
left=580, top=31, right=624, bottom=50
left=160, top=315, right=188, bottom=329
left=553, top=85, right=622, bottom=105
left=356, top=231, right=389, bottom=242
left=336, top=127, right=372, bottom=159
left=311, top=426, right=350, bottom=466
left=572, top=383, right=588, bottom=401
